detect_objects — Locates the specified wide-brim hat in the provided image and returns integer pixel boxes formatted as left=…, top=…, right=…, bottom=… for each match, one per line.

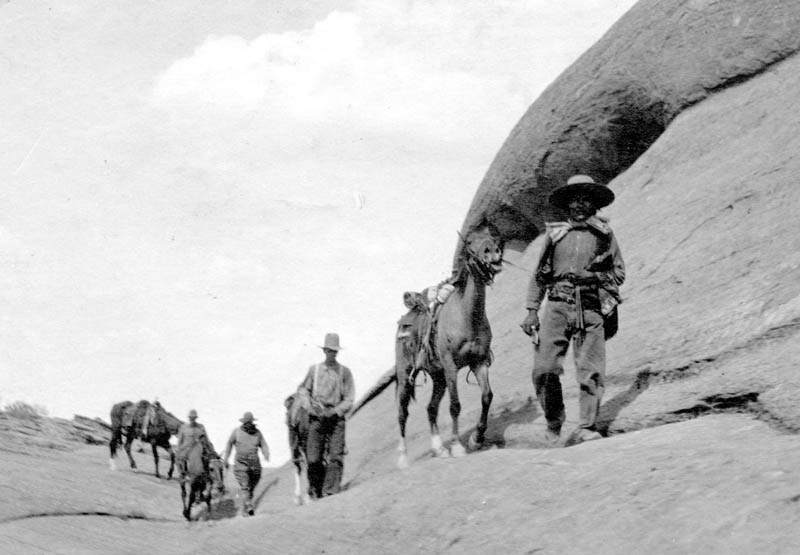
left=319, top=332, right=342, bottom=351
left=549, top=175, right=615, bottom=211
left=239, top=411, right=257, bottom=423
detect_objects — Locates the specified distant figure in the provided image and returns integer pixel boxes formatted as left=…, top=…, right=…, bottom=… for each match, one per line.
left=297, top=332, right=355, bottom=498
left=521, top=175, right=625, bottom=445
left=222, top=411, right=270, bottom=516
left=176, top=409, right=217, bottom=474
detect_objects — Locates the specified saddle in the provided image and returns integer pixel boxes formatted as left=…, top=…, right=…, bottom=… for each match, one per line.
left=398, top=284, right=454, bottom=384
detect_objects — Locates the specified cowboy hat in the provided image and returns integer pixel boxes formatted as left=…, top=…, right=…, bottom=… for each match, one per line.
left=239, top=411, right=257, bottom=423
left=549, top=174, right=615, bottom=211
left=319, top=332, right=342, bottom=351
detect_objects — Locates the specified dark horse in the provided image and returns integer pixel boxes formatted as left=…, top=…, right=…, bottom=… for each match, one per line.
left=109, top=400, right=182, bottom=479
left=350, top=221, right=504, bottom=467
left=180, top=441, right=225, bottom=521
left=284, top=392, right=311, bottom=505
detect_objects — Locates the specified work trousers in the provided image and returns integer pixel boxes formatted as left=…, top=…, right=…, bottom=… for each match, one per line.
left=233, top=463, right=261, bottom=509
left=532, top=299, right=606, bottom=432
left=307, top=414, right=346, bottom=498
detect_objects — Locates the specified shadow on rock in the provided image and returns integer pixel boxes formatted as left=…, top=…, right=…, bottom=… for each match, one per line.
left=462, top=396, right=541, bottom=450
left=597, top=369, right=652, bottom=435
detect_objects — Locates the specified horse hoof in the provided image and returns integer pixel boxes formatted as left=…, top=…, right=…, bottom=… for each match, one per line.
left=468, top=432, right=484, bottom=451
left=182, top=509, right=191, bottom=521
left=450, top=442, right=467, bottom=458
left=109, top=459, right=117, bottom=471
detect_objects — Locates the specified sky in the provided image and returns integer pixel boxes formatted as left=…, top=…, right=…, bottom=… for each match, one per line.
left=0, top=0, right=637, bottom=465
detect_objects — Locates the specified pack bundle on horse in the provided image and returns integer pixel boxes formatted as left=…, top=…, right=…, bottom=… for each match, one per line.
left=349, top=221, right=504, bottom=468
left=109, top=400, right=183, bottom=479
left=180, top=439, right=225, bottom=521
left=284, top=392, right=311, bottom=505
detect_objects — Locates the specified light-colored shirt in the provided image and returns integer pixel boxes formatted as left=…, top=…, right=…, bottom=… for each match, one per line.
left=223, top=426, right=269, bottom=468
left=176, top=422, right=215, bottom=459
left=299, top=361, right=355, bottom=417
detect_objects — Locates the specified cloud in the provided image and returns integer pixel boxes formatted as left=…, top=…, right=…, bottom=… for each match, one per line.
left=153, top=1, right=640, bottom=143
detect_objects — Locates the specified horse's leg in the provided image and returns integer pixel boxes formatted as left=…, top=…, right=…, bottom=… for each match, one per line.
left=124, top=433, right=137, bottom=470
left=205, top=479, right=212, bottom=520
left=165, top=442, right=175, bottom=480
left=181, top=480, right=190, bottom=521
left=109, top=428, right=120, bottom=470
left=441, top=356, right=466, bottom=457
left=396, top=370, right=414, bottom=468
left=152, top=441, right=161, bottom=479
left=187, top=487, right=196, bottom=521
left=300, top=457, right=310, bottom=504
left=293, top=462, right=303, bottom=505
left=468, top=362, right=493, bottom=451
left=427, top=370, right=448, bottom=457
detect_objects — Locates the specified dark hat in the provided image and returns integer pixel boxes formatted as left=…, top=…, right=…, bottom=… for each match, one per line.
left=319, top=332, right=342, bottom=351
left=549, top=175, right=615, bottom=211
left=239, top=411, right=256, bottom=423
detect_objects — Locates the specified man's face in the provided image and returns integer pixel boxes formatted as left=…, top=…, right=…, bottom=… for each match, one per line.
left=568, top=194, right=596, bottom=222
left=323, top=348, right=338, bottom=363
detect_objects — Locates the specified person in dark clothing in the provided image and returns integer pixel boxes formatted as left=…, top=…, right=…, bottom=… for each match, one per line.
left=297, top=332, right=355, bottom=498
left=222, top=411, right=270, bottom=516
left=521, top=175, right=626, bottom=445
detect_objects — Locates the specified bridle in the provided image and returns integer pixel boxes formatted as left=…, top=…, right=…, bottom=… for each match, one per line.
left=458, top=230, right=503, bottom=285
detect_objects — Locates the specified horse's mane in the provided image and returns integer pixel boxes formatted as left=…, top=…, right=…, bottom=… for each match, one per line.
left=184, top=439, right=206, bottom=478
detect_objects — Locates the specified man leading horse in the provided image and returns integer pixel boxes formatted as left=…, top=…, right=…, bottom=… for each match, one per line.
left=521, top=174, right=625, bottom=446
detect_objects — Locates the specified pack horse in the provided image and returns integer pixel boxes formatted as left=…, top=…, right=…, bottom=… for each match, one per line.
left=109, top=400, right=183, bottom=479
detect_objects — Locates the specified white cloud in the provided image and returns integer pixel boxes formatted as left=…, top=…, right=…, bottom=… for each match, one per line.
left=152, top=1, right=639, bottom=143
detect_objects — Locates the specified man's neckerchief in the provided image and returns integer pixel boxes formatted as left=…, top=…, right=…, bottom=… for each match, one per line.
left=544, top=215, right=611, bottom=243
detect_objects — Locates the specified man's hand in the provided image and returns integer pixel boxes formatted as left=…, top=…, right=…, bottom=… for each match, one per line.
left=520, top=309, right=539, bottom=336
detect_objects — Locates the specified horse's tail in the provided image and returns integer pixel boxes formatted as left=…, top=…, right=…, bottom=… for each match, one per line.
left=348, top=367, right=396, bottom=419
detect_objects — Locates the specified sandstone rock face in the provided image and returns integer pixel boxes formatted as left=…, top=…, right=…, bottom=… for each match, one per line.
left=345, top=0, right=800, bottom=475
left=461, top=0, right=800, bottom=243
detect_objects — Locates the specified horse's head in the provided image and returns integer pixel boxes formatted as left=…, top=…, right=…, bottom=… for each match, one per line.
left=458, top=220, right=504, bottom=284
left=286, top=391, right=311, bottom=427
left=208, top=458, right=226, bottom=494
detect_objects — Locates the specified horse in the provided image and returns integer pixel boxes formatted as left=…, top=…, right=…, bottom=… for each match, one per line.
left=284, top=392, right=311, bottom=505
left=349, top=221, right=504, bottom=467
left=180, top=440, right=225, bottom=521
left=109, top=400, right=183, bottom=479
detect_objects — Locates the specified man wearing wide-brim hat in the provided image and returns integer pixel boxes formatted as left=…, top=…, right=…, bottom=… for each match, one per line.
left=520, top=175, right=626, bottom=446
left=297, top=332, right=355, bottom=498
left=176, top=409, right=218, bottom=482
left=222, top=411, right=270, bottom=516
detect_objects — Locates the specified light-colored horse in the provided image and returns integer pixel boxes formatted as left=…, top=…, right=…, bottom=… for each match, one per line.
left=180, top=441, right=225, bottom=521
left=285, top=392, right=311, bottom=505
left=350, top=221, right=504, bottom=467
